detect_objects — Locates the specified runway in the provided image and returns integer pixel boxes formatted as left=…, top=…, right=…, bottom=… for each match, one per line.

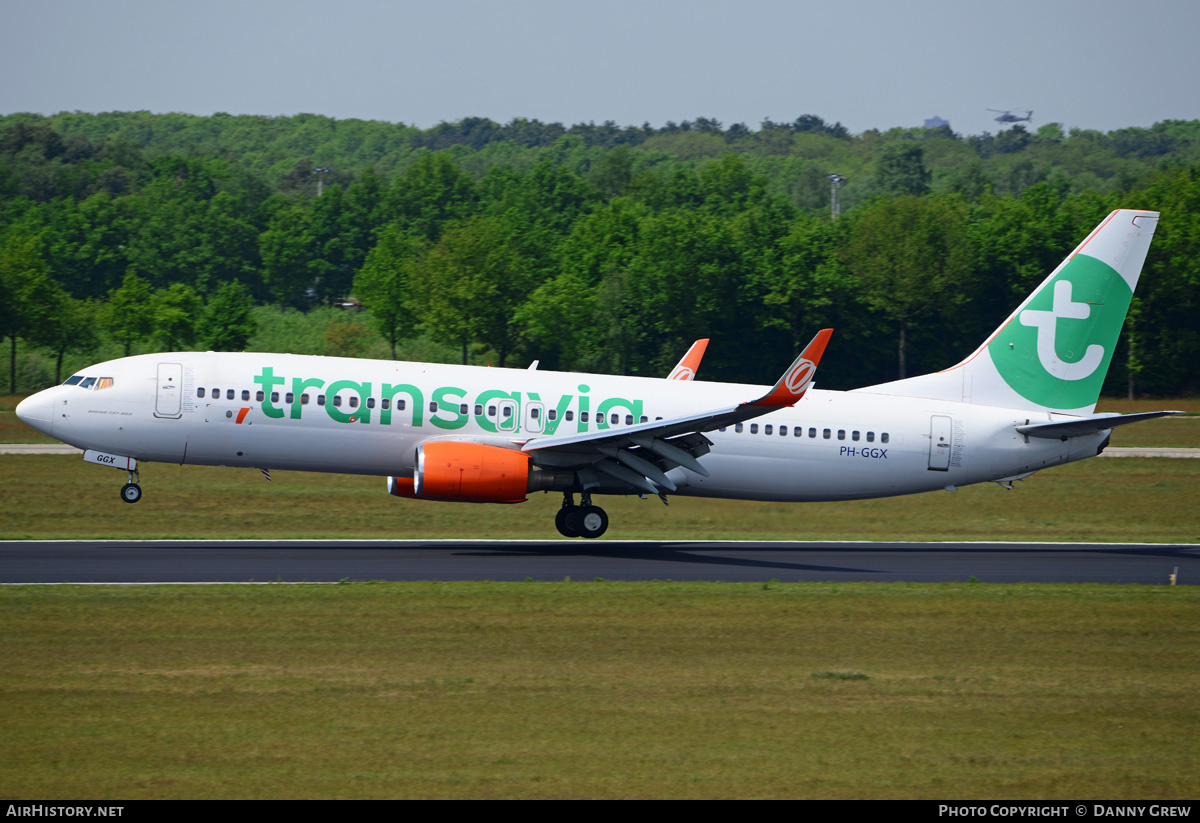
left=2, top=539, right=1195, bottom=585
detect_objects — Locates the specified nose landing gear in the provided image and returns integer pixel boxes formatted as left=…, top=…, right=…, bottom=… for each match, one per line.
left=120, top=467, right=142, bottom=503
left=554, top=492, right=609, bottom=539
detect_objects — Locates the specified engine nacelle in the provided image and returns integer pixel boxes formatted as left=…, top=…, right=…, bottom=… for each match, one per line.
left=410, top=441, right=531, bottom=503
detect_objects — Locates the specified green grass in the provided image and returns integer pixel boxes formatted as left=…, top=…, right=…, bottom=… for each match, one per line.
left=1, top=582, right=1196, bottom=799
left=1098, top=399, right=1200, bottom=447
left=1, top=454, right=1196, bottom=542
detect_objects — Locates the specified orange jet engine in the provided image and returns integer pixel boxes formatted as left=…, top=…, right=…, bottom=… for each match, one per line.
left=391, top=441, right=531, bottom=503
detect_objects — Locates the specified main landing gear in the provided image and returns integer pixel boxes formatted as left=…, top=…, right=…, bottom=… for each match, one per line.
left=555, top=492, right=609, bottom=539
left=120, top=467, right=142, bottom=504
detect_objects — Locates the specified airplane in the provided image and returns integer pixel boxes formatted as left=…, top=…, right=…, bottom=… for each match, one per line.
left=989, top=109, right=1034, bottom=125
left=16, top=209, right=1179, bottom=539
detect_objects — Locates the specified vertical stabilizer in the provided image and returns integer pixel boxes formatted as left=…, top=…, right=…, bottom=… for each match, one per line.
left=858, top=209, right=1159, bottom=415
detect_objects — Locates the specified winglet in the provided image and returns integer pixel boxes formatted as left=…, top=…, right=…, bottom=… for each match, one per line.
left=746, top=329, right=832, bottom=407
left=667, top=339, right=710, bottom=381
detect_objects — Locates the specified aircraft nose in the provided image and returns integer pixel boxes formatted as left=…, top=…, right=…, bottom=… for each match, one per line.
left=15, top=388, right=55, bottom=436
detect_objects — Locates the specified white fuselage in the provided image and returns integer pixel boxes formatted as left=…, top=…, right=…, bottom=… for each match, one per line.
left=20, top=352, right=1106, bottom=502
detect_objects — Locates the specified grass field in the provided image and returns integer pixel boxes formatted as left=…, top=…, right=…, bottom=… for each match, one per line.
left=3, top=397, right=1198, bottom=800
left=0, top=453, right=1197, bottom=542
left=1, top=582, right=1196, bottom=800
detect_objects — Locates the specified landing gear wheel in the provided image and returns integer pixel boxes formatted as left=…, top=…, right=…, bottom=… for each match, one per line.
left=577, top=505, right=608, bottom=539
left=555, top=505, right=581, bottom=538
left=120, top=483, right=142, bottom=504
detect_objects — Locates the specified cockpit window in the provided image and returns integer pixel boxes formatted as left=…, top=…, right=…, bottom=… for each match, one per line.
left=71, top=376, right=115, bottom=391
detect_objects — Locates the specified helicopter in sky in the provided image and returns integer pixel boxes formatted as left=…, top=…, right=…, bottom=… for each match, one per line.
left=988, top=109, right=1034, bottom=125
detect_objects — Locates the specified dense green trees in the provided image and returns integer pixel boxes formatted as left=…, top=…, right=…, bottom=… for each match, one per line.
left=1, top=111, right=1198, bottom=396
left=844, top=195, right=972, bottom=378
left=0, top=231, right=59, bottom=391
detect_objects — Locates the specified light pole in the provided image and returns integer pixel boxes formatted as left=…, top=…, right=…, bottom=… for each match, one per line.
left=313, top=167, right=332, bottom=197
left=827, top=174, right=846, bottom=219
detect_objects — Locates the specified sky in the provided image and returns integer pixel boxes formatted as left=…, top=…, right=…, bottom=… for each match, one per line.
left=3, top=0, right=1197, bottom=137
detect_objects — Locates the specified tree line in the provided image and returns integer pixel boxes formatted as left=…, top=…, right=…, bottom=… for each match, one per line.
left=1, top=113, right=1198, bottom=398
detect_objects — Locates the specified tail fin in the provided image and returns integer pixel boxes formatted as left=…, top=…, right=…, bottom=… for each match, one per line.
left=861, top=209, right=1159, bottom=415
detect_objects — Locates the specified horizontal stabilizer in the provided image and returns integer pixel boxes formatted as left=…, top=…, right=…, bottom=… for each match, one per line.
left=1016, top=411, right=1184, bottom=440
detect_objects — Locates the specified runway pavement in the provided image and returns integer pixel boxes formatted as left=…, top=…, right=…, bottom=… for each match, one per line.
left=1, top=539, right=1195, bottom=585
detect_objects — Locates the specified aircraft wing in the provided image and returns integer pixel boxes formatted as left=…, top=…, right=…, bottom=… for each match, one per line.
left=521, top=330, right=832, bottom=494
left=1016, top=410, right=1183, bottom=440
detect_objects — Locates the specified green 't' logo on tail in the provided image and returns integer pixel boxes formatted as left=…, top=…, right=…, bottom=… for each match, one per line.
left=987, top=254, right=1131, bottom=410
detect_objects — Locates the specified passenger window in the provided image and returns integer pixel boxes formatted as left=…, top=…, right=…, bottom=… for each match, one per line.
left=502, top=406, right=512, bottom=418
left=397, top=400, right=405, bottom=411
left=488, top=405, right=496, bottom=416
left=381, top=398, right=390, bottom=410
left=242, top=390, right=250, bottom=401
left=610, top=413, right=619, bottom=425
left=531, top=407, right=540, bottom=419
left=459, top=404, right=468, bottom=415
left=764, top=424, right=773, bottom=435
left=751, top=423, right=759, bottom=434
left=226, top=389, right=234, bottom=400
left=212, top=388, right=219, bottom=398
left=809, top=428, right=817, bottom=438
left=256, top=391, right=264, bottom=402
left=625, top=415, right=633, bottom=425
left=881, top=432, right=889, bottom=444
left=197, top=387, right=205, bottom=398
left=735, top=423, right=744, bottom=433
left=581, top=412, right=589, bottom=422
left=837, top=430, right=845, bottom=440
left=270, top=392, right=279, bottom=403
left=852, top=430, right=860, bottom=441
left=349, top=396, right=359, bottom=409
left=285, top=392, right=294, bottom=404
left=823, top=429, right=831, bottom=439
left=640, top=416, right=648, bottom=423
left=565, top=411, right=574, bottom=421
left=866, top=432, right=875, bottom=442
left=794, top=427, right=803, bottom=437
left=332, top=396, right=342, bottom=407
left=302, top=394, right=310, bottom=405
left=719, top=427, right=727, bottom=432
left=548, top=409, right=557, bottom=421
left=318, top=395, right=326, bottom=406
left=366, top=397, right=375, bottom=409
left=475, top=404, right=483, bottom=416
left=429, top=401, right=437, bottom=412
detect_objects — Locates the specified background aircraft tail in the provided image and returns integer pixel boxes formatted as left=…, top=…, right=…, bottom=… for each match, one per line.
left=859, top=209, right=1159, bottom=415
